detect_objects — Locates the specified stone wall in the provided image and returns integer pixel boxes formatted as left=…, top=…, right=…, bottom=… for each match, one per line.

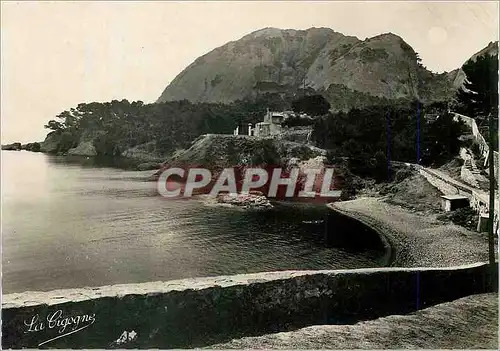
left=453, top=112, right=498, bottom=182
left=417, top=165, right=498, bottom=234
left=418, top=167, right=470, bottom=196
left=2, top=263, right=494, bottom=349
left=454, top=113, right=489, bottom=159
left=460, top=162, right=478, bottom=187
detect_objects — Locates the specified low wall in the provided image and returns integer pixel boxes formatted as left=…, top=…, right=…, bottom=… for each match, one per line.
left=461, top=162, right=478, bottom=187
left=418, top=167, right=471, bottom=197
left=416, top=165, right=499, bottom=234
left=2, top=263, right=495, bottom=349
left=453, top=112, right=498, bottom=182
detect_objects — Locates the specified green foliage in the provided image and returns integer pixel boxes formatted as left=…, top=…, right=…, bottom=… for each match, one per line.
left=44, top=120, right=63, bottom=131
left=291, top=94, right=331, bottom=116
left=456, top=54, right=498, bottom=117
left=250, top=139, right=280, bottom=165
left=359, top=47, right=389, bottom=63
left=42, top=94, right=294, bottom=158
left=437, top=207, right=478, bottom=231
left=281, top=116, right=314, bottom=128
left=324, top=84, right=389, bottom=112
left=419, top=111, right=466, bottom=165
left=312, top=100, right=465, bottom=173
left=57, top=131, right=78, bottom=154
left=30, top=142, right=41, bottom=152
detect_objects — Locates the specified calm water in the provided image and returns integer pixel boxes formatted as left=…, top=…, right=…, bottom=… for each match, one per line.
left=2, top=151, right=383, bottom=294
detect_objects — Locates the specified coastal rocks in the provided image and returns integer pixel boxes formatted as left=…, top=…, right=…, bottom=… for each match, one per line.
left=136, top=162, right=163, bottom=171
left=209, top=192, right=273, bottom=210
left=67, top=141, right=97, bottom=156
left=298, top=155, right=328, bottom=170
left=1, top=142, right=21, bottom=151
left=40, top=132, right=60, bottom=153
left=121, top=142, right=165, bottom=162
left=2, top=141, right=45, bottom=152
left=167, top=134, right=325, bottom=170
left=287, top=155, right=328, bottom=172
left=21, top=142, right=41, bottom=152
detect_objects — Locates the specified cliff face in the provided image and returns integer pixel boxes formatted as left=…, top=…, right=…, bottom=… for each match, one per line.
left=157, top=27, right=460, bottom=108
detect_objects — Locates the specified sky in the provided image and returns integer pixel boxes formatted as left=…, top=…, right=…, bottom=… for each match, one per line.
left=1, top=1, right=498, bottom=144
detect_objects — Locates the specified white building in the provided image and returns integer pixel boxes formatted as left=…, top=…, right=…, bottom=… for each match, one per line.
left=253, top=110, right=288, bottom=137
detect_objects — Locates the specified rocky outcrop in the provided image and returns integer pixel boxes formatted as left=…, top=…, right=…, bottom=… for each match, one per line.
left=157, top=27, right=461, bottom=108
left=3, top=142, right=42, bottom=152
left=39, top=131, right=60, bottom=153
left=1, top=142, right=21, bottom=151
left=165, top=134, right=325, bottom=171
left=212, top=192, right=273, bottom=210
left=121, top=141, right=166, bottom=162
left=21, top=142, right=41, bottom=152
left=67, top=141, right=97, bottom=156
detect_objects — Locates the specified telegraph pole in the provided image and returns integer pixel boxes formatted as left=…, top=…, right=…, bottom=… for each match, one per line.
left=487, top=111, right=497, bottom=291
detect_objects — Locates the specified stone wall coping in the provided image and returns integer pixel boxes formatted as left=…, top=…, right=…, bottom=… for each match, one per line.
left=2, top=262, right=488, bottom=309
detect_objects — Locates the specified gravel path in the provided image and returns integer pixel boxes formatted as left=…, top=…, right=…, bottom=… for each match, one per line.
left=330, top=197, right=492, bottom=267
left=209, top=293, right=498, bottom=349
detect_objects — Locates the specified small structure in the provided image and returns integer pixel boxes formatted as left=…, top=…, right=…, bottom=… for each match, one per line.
left=440, top=195, right=470, bottom=212
left=253, top=109, right=288, bottom=137
left=477, top=212, right=490, bottom=232
left=233, top=123, right=254, bottom=136
left=253, top=122, right=271, bottom=137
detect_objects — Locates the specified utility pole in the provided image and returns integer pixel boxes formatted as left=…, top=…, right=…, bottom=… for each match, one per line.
left=487, top=111, right=497, bottom=291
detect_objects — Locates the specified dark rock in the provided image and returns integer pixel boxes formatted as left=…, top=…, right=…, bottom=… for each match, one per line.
left=137, top=162, right=163, bottom=171
left=21, top=142, right=41, bottom=152
left=1, top=142, right=21, bottom=151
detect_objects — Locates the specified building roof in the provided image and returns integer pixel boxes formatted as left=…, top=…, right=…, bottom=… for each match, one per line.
left=441, top=195, right=469, bottom=200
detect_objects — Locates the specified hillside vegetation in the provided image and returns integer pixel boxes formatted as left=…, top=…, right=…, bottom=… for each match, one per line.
left=40, top=95, right=292, bottom=157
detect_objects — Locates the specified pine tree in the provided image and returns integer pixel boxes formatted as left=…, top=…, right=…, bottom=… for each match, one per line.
left=456, top=54, right=498, bottom=117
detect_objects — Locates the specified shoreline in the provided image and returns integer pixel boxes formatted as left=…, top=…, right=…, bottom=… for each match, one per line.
left=329, top=196, right=493, bottom=268
left=329, top=204, right=395, bottom=268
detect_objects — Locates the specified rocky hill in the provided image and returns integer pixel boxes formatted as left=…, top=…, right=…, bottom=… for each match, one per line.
left=157, top=27, right=461, bottom=110
left=467, top=41, right=498, bottom=63
left=452, top=41, right=498, bottom=90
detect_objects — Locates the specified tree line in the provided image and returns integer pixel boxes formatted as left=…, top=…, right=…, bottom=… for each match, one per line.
left=43, top=94, right=292, bottom=156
